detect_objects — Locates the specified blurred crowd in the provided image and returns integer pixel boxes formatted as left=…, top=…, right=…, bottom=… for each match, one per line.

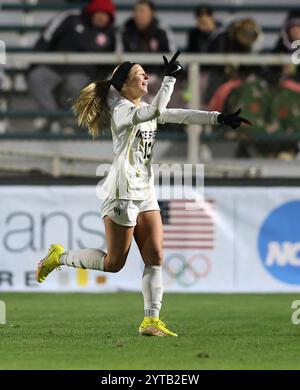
left=3, top=0, right=300, bottom=158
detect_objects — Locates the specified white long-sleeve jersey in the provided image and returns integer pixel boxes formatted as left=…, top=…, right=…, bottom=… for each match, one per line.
left=102, top=76, right=220, bottom=200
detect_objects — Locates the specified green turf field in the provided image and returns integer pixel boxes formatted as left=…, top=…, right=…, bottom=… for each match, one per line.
left=0, top=292, right=300, bottom=370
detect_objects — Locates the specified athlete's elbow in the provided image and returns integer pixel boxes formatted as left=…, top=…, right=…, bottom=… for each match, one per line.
left=132, top=107, right=162, bottom=124
left=147, top=105, right=161, bottom=118
left=154, top=108, right=162, bottom=118
left=153, top=106, right=165, bottom=118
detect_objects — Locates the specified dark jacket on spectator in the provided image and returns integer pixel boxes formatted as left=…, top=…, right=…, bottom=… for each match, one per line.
left=186, top=29, right=213, bottom=53
left=122, top=17, right=172, bottom=53
left=272, top=11, right=300, bottom=81
left=186, top=20, right=222, bottom=53
left=33, top=9, right=116, bottom=78
left=273, top=11, right=300, bottom=53
left=206, top=30, right=251, bottom=53
left=206, top=19, right=261, bottom=53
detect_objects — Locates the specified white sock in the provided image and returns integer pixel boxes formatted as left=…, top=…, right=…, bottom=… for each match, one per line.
left=59, top=249, right=106, bottom=271
left=142, top=265, right=163, bottom=318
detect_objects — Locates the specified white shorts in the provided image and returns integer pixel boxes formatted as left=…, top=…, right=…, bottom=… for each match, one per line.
left=101, top=194, right=160, bottom=227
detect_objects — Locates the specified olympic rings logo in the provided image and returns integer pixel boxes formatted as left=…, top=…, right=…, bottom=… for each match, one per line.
left=163, top=253, right=211, bottom=287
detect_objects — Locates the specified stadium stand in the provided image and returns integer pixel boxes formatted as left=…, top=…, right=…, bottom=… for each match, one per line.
left=0, top=0, right=300, bottom=174
left=0, top=2, right=296, bottom=51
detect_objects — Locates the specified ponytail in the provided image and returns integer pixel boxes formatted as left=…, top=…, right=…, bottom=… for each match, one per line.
left=72, top=80, right=111, bottom=138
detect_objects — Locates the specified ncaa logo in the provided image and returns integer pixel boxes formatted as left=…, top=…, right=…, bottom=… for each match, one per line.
left=258, top=201, right=300, bottom=284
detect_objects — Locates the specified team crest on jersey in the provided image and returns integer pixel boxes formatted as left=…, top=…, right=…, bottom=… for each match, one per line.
left=113, top=207, right=122, bottom=215
left=96, top=33, right=107, bottom=47
left=150, top=38, right=159, bottom=51
left=75, top=24, right=84, bottom=34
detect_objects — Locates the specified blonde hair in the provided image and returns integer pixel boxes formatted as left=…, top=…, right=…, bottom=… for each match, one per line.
left=72, top=80, right=111, bottom=138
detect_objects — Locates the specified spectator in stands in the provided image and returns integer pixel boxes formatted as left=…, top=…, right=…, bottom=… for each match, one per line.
left=207, top=18, right=261, bottom=53
left=273, top=11, right=300, bottom=82
left=203, top=18, right=261, bottom=104
left=186, top=5, right=220, bottom=53
left=209, top=67, right=300, bottom=159
left=122, top=0, right=174, bottom=54
left=273, top=11, right=300, bottom=53
left=121, top=1, right=175, bottom=107
left=28, top=0, right=116, bottom=133
left=184, top=5, right=221, bottom=109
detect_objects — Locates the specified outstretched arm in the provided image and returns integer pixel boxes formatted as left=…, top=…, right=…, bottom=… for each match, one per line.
left=158, top=108, right=220, bottom=125
left=158, top=107, right=252, bottom=128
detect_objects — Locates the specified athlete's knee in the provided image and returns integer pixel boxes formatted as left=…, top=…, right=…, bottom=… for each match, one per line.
left=105, top=262, right=125, bottom=273
left=104, top=253, right=127, bottom=273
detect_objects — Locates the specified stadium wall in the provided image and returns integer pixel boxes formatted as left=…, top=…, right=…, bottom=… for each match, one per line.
left=0, top=184, right=300, bottom=292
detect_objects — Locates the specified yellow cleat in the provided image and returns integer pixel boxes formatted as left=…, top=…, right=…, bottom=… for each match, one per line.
left=35, top=244, right=65, bottom=283
left=139, top=317, right=178, bottom=337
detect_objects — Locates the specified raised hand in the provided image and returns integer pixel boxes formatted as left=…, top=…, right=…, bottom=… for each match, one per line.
left=217, top=108, right=252, bottom=129
left=162, top=50, right=183, bottom=78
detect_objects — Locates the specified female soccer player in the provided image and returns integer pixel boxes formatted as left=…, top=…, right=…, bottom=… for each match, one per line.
left=35, top=51, right=251, bottom=337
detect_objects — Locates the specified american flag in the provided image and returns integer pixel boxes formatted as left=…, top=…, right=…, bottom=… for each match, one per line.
left=158, top=199, right=216, bottom=250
